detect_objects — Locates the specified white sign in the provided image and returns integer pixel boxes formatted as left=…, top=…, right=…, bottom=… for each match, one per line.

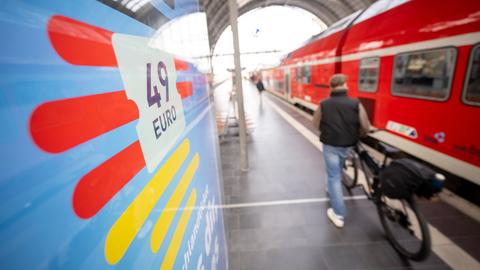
left=386, top=120, right=417, bottom=139
left=112, top=33, right=186, bottom=172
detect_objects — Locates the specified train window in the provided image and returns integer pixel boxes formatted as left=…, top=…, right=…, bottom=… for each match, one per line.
left=391, top=48, right=456, bottom=101
left=463, top=44, right=480, bottom=106
left=303, top=66, right=311, bottom=84
left=297, top=65, right=311, bottom=84
left=358, top=57, right=380, bottom=92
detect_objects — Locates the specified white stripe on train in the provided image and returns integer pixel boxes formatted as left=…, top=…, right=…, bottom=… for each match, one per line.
left=281, top=31, right=480, bottom=69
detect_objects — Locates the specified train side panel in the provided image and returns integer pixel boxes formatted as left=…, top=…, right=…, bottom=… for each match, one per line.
left=262, top=0, right=480, bottom=183
left=340, top=0, right=480, bottom=169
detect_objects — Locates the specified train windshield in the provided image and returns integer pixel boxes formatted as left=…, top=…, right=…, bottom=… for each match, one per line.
left=317, top=10, right=361, bottom=39
left=391, top=48, right=457, bottom=101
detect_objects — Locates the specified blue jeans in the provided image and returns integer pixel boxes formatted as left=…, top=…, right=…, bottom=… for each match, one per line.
left=323, top=144, right=351, bottom=218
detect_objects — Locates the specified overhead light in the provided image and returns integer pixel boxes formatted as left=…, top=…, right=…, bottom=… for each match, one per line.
left=132, top=0, right=150, bottom=12
left=126, top=0, right=142, bottom=9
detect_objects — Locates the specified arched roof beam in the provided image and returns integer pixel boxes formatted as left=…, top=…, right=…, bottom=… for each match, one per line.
left=208, top=0, right=340, bottom=52
left=201, top=0, right=376, bottom=54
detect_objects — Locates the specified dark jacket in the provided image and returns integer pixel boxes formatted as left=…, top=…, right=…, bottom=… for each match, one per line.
left=312, top=88, right=370, bottom=147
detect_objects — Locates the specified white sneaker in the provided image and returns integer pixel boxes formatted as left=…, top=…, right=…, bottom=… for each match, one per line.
left=327, top=208, right=344, bottom=228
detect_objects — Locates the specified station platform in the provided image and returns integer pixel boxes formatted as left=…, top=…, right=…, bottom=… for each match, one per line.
left=215, top=79, right=480, bottom=270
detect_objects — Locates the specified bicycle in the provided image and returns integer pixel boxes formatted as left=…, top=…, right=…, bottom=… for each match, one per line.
left=341, top=130, right=445, bottom=261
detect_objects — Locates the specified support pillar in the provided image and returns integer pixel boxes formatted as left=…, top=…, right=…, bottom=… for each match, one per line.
left=228, top=0, right=248, bottom=171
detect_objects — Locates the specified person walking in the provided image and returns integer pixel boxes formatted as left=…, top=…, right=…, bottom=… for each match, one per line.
left=255, top=75, right=265, bottom=94
left=312, top=74, right=370, bottom=228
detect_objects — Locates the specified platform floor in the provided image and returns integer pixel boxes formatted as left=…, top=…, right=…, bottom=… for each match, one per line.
left=215, top=80, right=480, bottom=270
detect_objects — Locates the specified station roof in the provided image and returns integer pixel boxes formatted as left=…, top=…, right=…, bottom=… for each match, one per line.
left=100, top=0, right=375, bottom=52
left=200, top=0, right=377, bottom=51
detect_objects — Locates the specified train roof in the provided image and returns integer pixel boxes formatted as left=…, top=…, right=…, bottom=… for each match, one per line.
left=283, top=0, right=411, bottom=63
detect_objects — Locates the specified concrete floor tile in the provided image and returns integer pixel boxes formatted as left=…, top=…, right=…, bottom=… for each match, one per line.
left=320, top=245, right=370, bottom=269
left=265, top=247, right=328, bottom=270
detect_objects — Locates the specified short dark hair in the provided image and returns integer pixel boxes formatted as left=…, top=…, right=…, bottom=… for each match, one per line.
left=330, top=74, right=347, bottom=89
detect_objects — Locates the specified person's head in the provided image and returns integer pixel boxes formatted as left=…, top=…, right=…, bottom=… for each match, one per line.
left=329, top=74, right=348, bottom=90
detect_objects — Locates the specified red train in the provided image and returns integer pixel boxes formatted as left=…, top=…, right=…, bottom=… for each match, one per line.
left=261, top=0, right=480, bottom=185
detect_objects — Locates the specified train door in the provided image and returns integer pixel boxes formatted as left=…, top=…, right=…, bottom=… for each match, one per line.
left=290, top=67, right=299, bottom=99
left=284, top=68, right=290, bottom=100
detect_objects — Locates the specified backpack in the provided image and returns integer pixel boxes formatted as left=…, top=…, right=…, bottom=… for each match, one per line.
left=379, top=158, right=442, bottom=199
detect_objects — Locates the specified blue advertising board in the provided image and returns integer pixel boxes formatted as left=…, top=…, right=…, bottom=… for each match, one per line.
left=0, top=1, right=227, bottom=269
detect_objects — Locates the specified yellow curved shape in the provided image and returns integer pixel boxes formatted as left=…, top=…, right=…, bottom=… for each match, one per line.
left=104, top=139, right=190, bottom=265
left=160, top=189, right=197, bottom=270
left=150, top=153, right=199, bottom=253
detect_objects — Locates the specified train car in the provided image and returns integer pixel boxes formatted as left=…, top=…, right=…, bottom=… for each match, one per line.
left=0, top=1, right=227, bottom=269
left=262, top=0, right=480, bottom=187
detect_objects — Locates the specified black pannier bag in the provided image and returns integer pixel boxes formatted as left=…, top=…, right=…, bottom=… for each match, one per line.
left=379, top=158, right=442, bottom=199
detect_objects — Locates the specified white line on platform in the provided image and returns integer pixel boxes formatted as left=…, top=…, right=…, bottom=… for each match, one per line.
left=221, top=195, right=367, bottom=209
left=158, top=196, right=367, bottom=212
left=439, top=189, right=480, bottom=223
left=264, top=94, right=480, bottom=270
left=268, top=91, right=315, bottom=120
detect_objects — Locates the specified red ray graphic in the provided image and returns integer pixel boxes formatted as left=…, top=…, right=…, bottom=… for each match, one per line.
left=73, top=141, right=145, bottom=219
left=48, top=15, right=190, bottom=71
left=30, top=82, right=192, bottom=154
left=48, top=15, right=117, bottom=66
left=174, top=59, right=188, bottom=71
left=30, top=91, right=138, bottom=153
left=176, top=81, right=193, bottom=99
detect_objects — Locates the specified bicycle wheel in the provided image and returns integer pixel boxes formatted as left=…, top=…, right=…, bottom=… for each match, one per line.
left=376, top=194, right=431, bottom=261
left=342, top=151, right=358, bottom=189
